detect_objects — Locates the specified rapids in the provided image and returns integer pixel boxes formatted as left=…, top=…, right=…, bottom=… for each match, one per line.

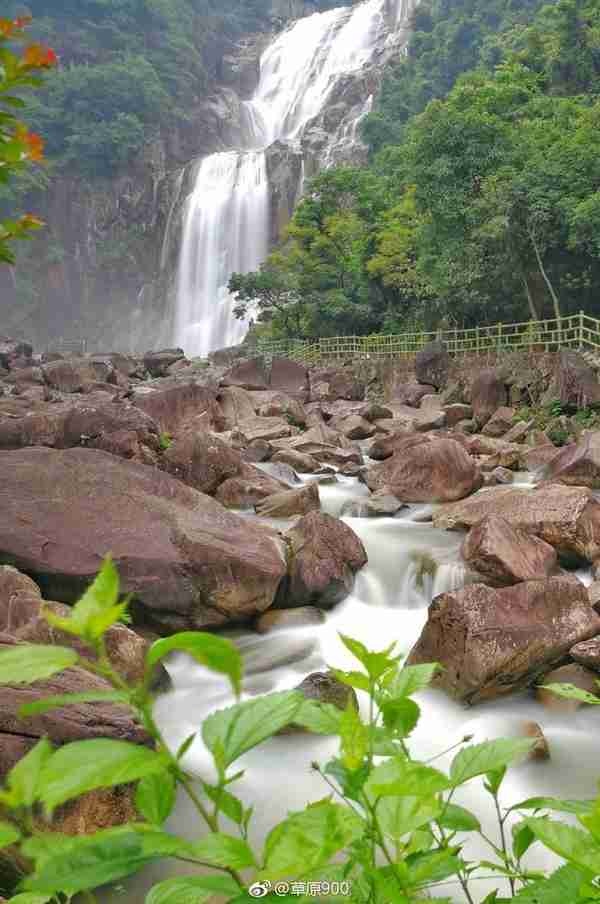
left=172, top=0, right=412, bottom=357
left=100, top=474, right=600, bottom=903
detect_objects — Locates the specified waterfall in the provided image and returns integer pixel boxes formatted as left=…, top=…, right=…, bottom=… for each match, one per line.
left=173, top=0, right=412, bottom=357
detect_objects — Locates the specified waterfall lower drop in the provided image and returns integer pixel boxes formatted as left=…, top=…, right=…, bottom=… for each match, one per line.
left=173, top=0, right=410, bottom=357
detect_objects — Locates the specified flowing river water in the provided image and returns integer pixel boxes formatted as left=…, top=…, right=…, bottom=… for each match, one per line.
left=100, top=468, right=600, bottom=902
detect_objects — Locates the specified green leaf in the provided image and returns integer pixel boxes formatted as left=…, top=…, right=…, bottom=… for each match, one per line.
left=0, top=820, right=20, bottom=849
left=366, top=757, right=450, bottom=799
left=329, top=669, right=370, bottom=693
left=136, top=771, right=177, bottom=826
left=6, top=895, right=52, bottom=904
left=263, top=799, right=363, bottom=880
left=292, top=699, right=343, bottom=735
left=146, top=632, right=242, bottom=697
left=450, top=738, right=535, bottom=786
left=324, top=759, right=369, bottom=802
left=338, top=634, right=398, bottom=680
left=193, top=833, right=256, bottom=869
left=377, top=795, right=442, bottom=840
left=23, top=826, right=196, bottom=895
left=39, top=740, right=166, bottom=813
left=509, top=797, right=595, bottom=816
left=514, top=863, right=590, bottom=902
left=384, top=663, right=441, bottom=698
left=145, top=875, right=241, bottom=904
left=525, top=817, right=600, bottom=874
left=44, top=556, right=123, bottom=641
left=202, top=691, right=303, bottom=769
left=6, top=738, right=53, bottom=808
left=512, top=820, right=535, bottom=860
left=381, top=697, right=420, bottom=738
left=340, top=702, right=368, bottom=769
left=19, top=690, right=127, bottom=718
left=406, top=849, right=461, bottom=886
left=202, top=783, right=244, bottom=824
left=541, top=682, right=600, bottom=706
left=0, top=645, right=78, bottom=685
left=437, top=803, right=481, bottom=832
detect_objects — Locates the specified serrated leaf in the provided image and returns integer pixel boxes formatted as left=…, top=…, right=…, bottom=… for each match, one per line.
left=329, top=669, right=370, bottom=692
left=406, top=849, right=461, bottom=886
left=324, top=759, right=369, bottom=802
left=202, top=691, right=303, bottom=769
left=39, top=740, right=166, bottom=813
left=340, top=702, right=368, bottom=769
left=512, top=820, right=535, bottom=859
left=509, top=797, right=594, bottom=816
left=526, top=817, right=600, bottom=873
left=384, top=663, right=441, bottom=698
left=263, top=799, right=363, bottom=880
left=136, top=771, right=176, bottom=826
left=513, top=863, right=589, bottom=902
left=450, top=738, right=534, bottom=786
left=338, top=634, right=398, bottom=680
left=193, top=832, right=256, bottom=869
left=366, top=757, right=450, bottom=799
left=6, top=737, right=53, bottom=807
left=147, top=632, right=242, bottom=696
left=0, top=645, right=78, bottom=684
left=541, top=683, right=600, bottom=706
left=292, top=699, right=343, bottom=734
left=145, top=875, right=241, bottom=904
left=381, top=697, right=420, bottom=738
left=46, top=556, right=122, bottom=640
left=19, top=690, right=127, bottom=718
left=437, top=803, right=481, bottom=832
left=202, top=783, right=244, bottom=824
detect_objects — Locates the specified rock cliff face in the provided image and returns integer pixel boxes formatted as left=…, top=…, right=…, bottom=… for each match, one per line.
left=2, top=0, right=409, bottom=354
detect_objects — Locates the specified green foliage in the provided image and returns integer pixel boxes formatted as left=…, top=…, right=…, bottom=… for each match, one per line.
left=158, top=432, right=173, bottom=451
left=1, top=557, right=600, bottom=903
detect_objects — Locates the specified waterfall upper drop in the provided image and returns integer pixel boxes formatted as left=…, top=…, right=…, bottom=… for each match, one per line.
left=172, top=0, right=413, bottom=358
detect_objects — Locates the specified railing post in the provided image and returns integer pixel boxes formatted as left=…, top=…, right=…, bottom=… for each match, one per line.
left=580, top=310, right=584, bottom=348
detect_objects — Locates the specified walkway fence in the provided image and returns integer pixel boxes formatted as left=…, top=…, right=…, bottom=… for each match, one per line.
left=255, top=312, right=600, bottom=366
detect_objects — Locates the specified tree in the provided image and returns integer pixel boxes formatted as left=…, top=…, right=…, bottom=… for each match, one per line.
left=0, top=16, right=56, bottom=263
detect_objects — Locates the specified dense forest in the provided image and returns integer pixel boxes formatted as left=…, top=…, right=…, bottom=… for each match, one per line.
left=232, top=0, right=600, bottom=339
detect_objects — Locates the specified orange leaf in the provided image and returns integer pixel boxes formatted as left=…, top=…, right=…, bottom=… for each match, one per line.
left=22, top=43, right=57, bottom=69
left=0, top=18, right=15, bottom=37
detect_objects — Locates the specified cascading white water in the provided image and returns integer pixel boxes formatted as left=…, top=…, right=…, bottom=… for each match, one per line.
left=173, top=0, right=411, bottom=357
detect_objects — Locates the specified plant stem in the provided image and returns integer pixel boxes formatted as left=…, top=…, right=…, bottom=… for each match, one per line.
left=493, top=792, right=515, bottom=896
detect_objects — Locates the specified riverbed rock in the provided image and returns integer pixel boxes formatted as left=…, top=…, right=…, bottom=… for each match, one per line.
left=221, top=356, right=269, bottom=390
left=434, top=484, right=600, bottom=562
left=461, top=515, right=558, bottom=585
left=255, top=482, right=320, bottom=518
left=231, top=415, right=294, bottom=444
left=541, top=431, right=600, bottom=488
left=536, top=662, right=600, bottom=712
left=270, top=357, right=309, bottom=400
left=341, top=493, right=404, bottom=518
left=518, top=721, right=550, bottom=761
left=557, top=349, right=600, bottom=410
left=0, top=447, right=287, bottom=631
left=443, top=404, right=473, bottom=427
left=392, top=383, right=435, bottom=407
left=407, top=576, right=600, bottom=703
left=0, top=337, right=32, bottom=370
left=256, top=392, right=307, bottom=427
left=367, top=437, right=482, bottom=503
left=521, top=444, right=561, bottom=472
left=255, top=606, right=325, bottom=634
left=569, top=637, right=600, bottom=671
left=482, top=406, right=516, bottom=438
left=272, top=448, right=320, bottom=473
left=334, top=414, right=376, bottom=440
left=295, top=671, right=357, bottom=710
left=503, top=420, right=532, bottom=444
left=415, top=341, right=449, bottom=390
left=310, top=367, right=365, bottom=402
left=360, top=402, right=393, bottom=422
left=280, top=512, right=367, bottom=609
left=143, top=348, right=185, bottom=378
left=471, top=370, right=508, bottom=427
left=41, top=357, right=116, bottom=393
left=132, top=379, right=222, bottom=435
left=368, top=431, right=429, bottom=462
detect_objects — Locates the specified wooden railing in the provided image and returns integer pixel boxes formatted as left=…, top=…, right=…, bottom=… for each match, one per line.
left=255, top=312, right=600, bottom=365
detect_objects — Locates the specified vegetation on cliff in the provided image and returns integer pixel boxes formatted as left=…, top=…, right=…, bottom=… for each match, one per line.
left=232, top=0, right=600, bottom=340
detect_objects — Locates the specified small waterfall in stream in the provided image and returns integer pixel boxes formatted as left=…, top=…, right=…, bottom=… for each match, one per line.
left=172, top=0, right=412, bottom=357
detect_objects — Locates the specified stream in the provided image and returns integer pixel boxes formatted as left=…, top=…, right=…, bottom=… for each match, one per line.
left=100, top=472, right=600, bottom=902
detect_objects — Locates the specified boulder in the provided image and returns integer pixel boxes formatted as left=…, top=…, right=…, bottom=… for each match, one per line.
left=482, top=407, right=516, bottom=438
left=335, top=415, right=376, bottom=440
left=161, top=428, right=243, bottom=495
left=310, top=368, right=365, bottom=402
left=415, top=341, right=449, bottom=390
left=557, top=349, right=600, bottom=410
left=0, top=337, right=32, bottom=370
left=132, top=380, right=222, bottom=435
left=0, top=447, right=287, bottom=630
left=272, top=448, right=320, bottom=473
left=366, top=437, right=482, bottom=503
left=589, top=582, right=600, bottom=611
left=443, top=404, right=473, bottom=427
left=256, top=393, right=306, bottom=427
left=488, top=466, right=514, bottom=485
left=270, top=357, right=309, bottom=399
left=42, top=358, right=115, bottom=393
left=232, top=416, right=293, bottom=444
left=218, top=385, right=257, bottom=428
left=536, top=662, right=600, bottom=712
left=434, top=484, right=600, bottom=562
left=255, top=482, right=320, bottom=518
left=518, top=722, right=550, bottom=761
left=213, top=467, right=290, bottom=508
left=416, top=409, right=446, bottom=431
left=521, top=444, right=561, bottom=472
left=221, top=357, right=269, bottom=390
left=341, top=493, right=404, bottom=518
left=541, top=432, right=600, bottom=488
left=570, top=637, right=600, bottom=671
left=280, top=512, right=367, bottom=608
left=279, top=671, right=358, bottom=734
left=243, top=439, right=273, bottom=462
left=255, top=606, right=325, bottom=634
left=391, top=383, right=435, bottom=407
left=368, top=431, right=428, bottom=462
left=461, top=515, right=557, bottom=585
left=143, top=348, right=185, bottom=378
left=503, top=420, right=532, bottom=443
left=471, top=370, right=508, bottom=427
left=359, top=402, right=393, bottom=422
left=407, top=577, right=600, bottom=703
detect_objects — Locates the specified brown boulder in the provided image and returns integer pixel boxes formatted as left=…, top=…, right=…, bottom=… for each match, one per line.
left=471, top=370, right=508, bottom=427
left=434, top=484, right=600, bottom=562
left=503, top=420, right=532, bottom=443
left=221, top=357, right=269, bottom=390
left=270, top=357, right=309, bottom=399
left=0, top=337, right=32, bottom=370
left=143, top=348, right=185, bottom=378
left=570, top=637, right=600, bottom=671
left=213, top=466, right=289, bottom=508
left=518, top=722, right=550, bottom=761
left=132, top=380, right=222, bottom=435
left=366, top=437, right=482, bottom=503
left=335, top=415, right=376, bottom=440
left=218, top=385, right=257, bottom=428
left=557, top=349, right=600, bottom=410
left=272, top=448, right=320, bottom=473
left=461, top=515, right=557, bottom=585
left=255, top=482, right=320, bottom=518
left=444, top=404, right=473, bottom=427
left=255, top=606, right=325, bottom=634
left=232, top=416, right=293, bottom=444
left=391, top=383, right=435, bottom=407
left=367, top=431, right=428, bottom=462
left=0, top=447, right=287, bottom=630
left=255, top=392, right=307, bottom=427
left=541, top=432, right=600, bottom=488
left=341, top=493, right=404, bottom=518
left=482, top=407, right=516, bottom=438
left=415, top=341, right=449, bottom=390
left=309, top=367, right=365, bottom=402
left=42, top=357, right=115, bottom=393
left=521, top=444, right=561, bottom=472
left=162, top=427, right=249, bottom=494
left=407, top=577, right=600, bottom=703
left=281, top=512, right=367, bottom=608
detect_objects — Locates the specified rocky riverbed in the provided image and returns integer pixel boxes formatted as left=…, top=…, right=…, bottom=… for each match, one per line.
left=3, top=335, right=600, bottom=897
